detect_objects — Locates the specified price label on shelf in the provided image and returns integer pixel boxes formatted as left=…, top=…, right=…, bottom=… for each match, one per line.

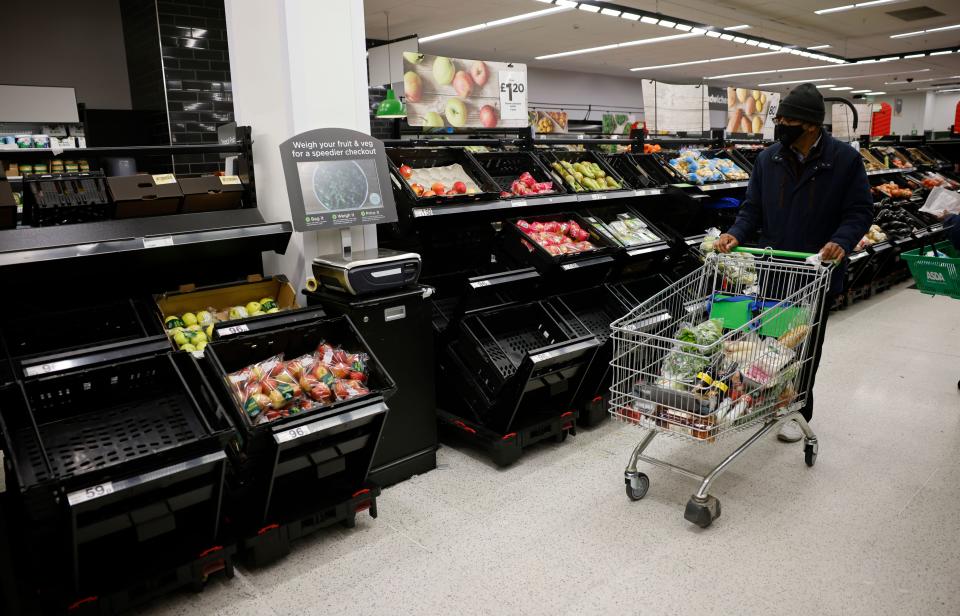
left=561, top=263, right=580, bottom=271
left=498, top=71, right=527, bottom=120
left=143, top=235, right=174, bottom=248
left=589, top=193, right=607, bottom=201
left=69, top=482, right=115, bottom=506
left=511, top=199, right=528, bottom=208
left=413, top=208, right=433, bottom=218
left=276, top=424, right=312, bottom=444
left=218, top=324, right=250, bottom=337
left=219, top=175, right=242, bottom=185
left=152, top=173, right=176, bottom=185
left=470, top=280, right=492, bottom=289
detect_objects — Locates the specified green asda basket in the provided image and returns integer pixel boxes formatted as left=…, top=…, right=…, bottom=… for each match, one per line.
left=902, top=241, right=960, bottom=300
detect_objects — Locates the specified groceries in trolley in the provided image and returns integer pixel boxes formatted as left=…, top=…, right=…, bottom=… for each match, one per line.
left=610, top=247, right=829, bottom=442
left=226, top=342, right=371, bottom=425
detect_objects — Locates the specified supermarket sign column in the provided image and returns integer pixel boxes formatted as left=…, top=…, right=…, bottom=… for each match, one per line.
left=279, top=128, right=398, bottom=232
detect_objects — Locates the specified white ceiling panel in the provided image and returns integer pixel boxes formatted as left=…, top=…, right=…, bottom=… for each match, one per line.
left=364, top=0, right=960, bottom=96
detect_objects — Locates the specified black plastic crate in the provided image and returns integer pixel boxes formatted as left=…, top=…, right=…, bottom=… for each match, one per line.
left=0, top=347, right=233, bottom=596
left=606, top=153, right=664, bottom=188
left=0, top=298, right=158, bottom=365
left=544, top=286, right=631, bottom=427
left=470, top=151, right=566, bottom=198
left=500, top=212, right=620, bottom=276
left=537, top=150, right=630, bottom=192
left=203, top=314, right=393, bottom=530
left=22, top=172, right=113, bottom=227
left=386, top=147, right=500, bottom=206
left=610, top=273, right=674, bottom=308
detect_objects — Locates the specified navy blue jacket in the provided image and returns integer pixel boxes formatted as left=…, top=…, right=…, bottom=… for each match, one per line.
left=946, top=214, right=960, bottom=250
left=727, top=132, right=875, bottom=293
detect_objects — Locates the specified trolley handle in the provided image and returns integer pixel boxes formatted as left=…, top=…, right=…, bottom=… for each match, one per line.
left=731, top=247, right=816, bottom=259
left=731, top=246, right=838, bottom=267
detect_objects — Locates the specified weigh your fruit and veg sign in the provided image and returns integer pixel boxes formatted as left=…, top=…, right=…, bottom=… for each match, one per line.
left=279, top=128, right=397, bottom=232
left=402, top=52, right=527, bottom=129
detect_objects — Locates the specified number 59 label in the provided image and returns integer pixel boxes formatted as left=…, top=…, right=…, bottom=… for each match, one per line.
left=69, top=481, right=115, bottom=506
left=498, top=71, right=527, bottom=120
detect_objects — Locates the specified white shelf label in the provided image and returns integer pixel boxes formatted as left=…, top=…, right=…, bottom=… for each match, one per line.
left=589, top=193, right=607, bottom=201
left=561, top=262, right=580, bottom=271
left=152, top=173, right=176, bottom=185
left=471, top=280, right=492, bottom=288
left=511, top=199, right=527, bottom=208
left=498, top=71, right=527, bottom=120
left=276, top=424, right=312, bottom=444
left=143, top=235, right=174, bottom=248
left=70, top=482, right=114, bottom=505
left=219, top=323, right=250, bottom=337
left=413, top=208, right=433, bottom=217
left=219, top=175, right=242, bottom=185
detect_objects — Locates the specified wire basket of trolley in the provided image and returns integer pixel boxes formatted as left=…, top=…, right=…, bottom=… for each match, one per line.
left=609, top=246, right=833, bottom=528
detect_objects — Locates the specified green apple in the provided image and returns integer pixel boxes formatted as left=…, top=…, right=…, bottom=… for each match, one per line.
left=229, top=306, right=249, bottom=320
left=195, top=341, right=207, bottom=351
left=245, top=301, right=262, bottom=315
left=181, top=343, right=196, bottom=353
left=193, top=331, right=208, bottom=344
left=403, top=52, right=424, bottom=64
left=205, top=324, right=214, bottom=338
left=433, top=56, right=455, bottom=85
left=173, top=331, right=188, bottom=346
left=196, top=310, right=212, bottom=325
left=445, top=97, right=467, bottom=128
left=187, top=324, right=201, bottom=332
left=423, top=111, right=444, bottom=128
left=250, top=310, right=264, bottom=317
left=181, top=312, right=198, bottom=326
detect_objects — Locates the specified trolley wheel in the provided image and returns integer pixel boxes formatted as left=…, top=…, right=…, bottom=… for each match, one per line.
left=804, top=441, right=818, bottom=467
left=684, top=495, right=721, bottom=528
left=625, top=474, right=649, bottom=501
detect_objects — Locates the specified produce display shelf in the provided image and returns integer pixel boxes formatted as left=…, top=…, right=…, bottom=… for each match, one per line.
left=866, top=167, right=916, bottom=175
left=238, top=484, right=380, bottom=568
left=697, top=181, right=749, bottom=191
left=437, top=408, right=577, bottom=467
left=0, top=209, right=292, bottom=267
left=0, top=144, right=243, bottom=157
left=408, top=188, right=666, bottom=219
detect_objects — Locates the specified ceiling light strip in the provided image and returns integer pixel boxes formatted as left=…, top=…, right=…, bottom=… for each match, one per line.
left=814, top=0, right=895, bottom=15
left=756, top=68, right=931, bottom=87
left=630, top=50, right=785, bottom=72
left=891, top=24, right=960, bottom=39
left=536, top=32, right=700, bottom=60
left=418, top=5, right=573, bottom=42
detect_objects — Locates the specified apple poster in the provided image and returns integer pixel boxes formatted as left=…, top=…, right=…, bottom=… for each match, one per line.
left=726, top=88, right=780, bottom=138
left=401, top=53, right=528, bottom=129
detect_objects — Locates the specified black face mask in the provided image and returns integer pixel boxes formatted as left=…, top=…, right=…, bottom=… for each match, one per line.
left=775, top=123, right=806, bottom=148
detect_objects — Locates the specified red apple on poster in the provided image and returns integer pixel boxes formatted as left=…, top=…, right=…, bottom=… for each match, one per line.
left=479, top=105, right=498, bottom=128
left=403, top=71, right=422, bottom=103
left=453, top=70, right=474, bottom=98
left=470, top=60, right=489, bottom=87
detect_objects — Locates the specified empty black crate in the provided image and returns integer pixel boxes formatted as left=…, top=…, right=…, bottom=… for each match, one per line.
left=606, top=153, right=664, bottom=188
left=537, top=150, right=630, bottom=191
left=22, top=172, right=113, bottom=226
left=0, top=298, right=158, bottom=364
left=386, top=147, right=500, bottom=206
left=458, top=302, right=574, bottom=395
left=471, top=151, right=566, bottom=198
left=203, top=314, right=394, bottom=529
left=0, top=348, right=233, bottom=596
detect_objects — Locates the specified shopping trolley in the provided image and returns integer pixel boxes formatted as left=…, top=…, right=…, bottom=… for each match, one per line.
left=609, top=247, right=833, bottom=528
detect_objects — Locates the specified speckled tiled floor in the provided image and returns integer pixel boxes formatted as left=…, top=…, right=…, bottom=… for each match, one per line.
left=143, top=283, right=960, bottom=616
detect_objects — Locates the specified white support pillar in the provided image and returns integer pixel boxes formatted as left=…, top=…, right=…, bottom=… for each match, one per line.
left=922, top=91, right=936, bottom=134
left=224, top=0, right=375, bottom=292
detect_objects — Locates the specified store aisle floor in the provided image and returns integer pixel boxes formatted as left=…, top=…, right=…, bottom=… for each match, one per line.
left=145, top=283, right=960, bottom=616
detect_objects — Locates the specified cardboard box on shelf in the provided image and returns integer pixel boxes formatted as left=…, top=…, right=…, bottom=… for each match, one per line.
left=178, top=175, right=244, bottom=213
left=107, top=174, right=183, bottom=218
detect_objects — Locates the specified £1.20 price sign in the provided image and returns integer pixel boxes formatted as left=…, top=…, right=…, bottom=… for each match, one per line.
left=498, top=71, right=527, bottom=120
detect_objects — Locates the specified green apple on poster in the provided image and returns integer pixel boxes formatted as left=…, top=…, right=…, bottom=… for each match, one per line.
left=402, top=53, right=528, bottom=129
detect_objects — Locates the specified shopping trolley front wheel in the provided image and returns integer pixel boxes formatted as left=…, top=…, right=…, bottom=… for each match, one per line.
left=625, top=471, right=649, bottom=501
left=684, top=495, right=721, bottom=528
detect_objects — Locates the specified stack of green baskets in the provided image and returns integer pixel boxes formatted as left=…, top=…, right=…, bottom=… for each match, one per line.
left=902, top=240, right=960, bottom=300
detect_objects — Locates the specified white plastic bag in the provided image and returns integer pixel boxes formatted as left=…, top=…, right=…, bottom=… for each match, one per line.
left=919, top=186, right=960, bottom=216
